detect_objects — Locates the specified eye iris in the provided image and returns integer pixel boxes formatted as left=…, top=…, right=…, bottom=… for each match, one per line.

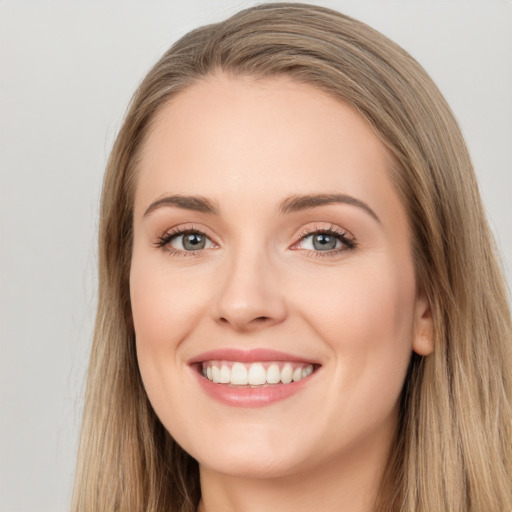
left=312, top=233, right=337, bottom=251
left=183, top=233, right=206, bottom=250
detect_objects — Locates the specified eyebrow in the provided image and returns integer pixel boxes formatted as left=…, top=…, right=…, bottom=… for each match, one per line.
left=143, top=192, right=379, bottom=223
left=144, top=195, right=219, bottom=217
left=278, top=193, right=380, bottom=223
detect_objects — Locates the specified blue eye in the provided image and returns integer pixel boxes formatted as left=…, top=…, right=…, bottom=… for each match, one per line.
left=157, top=230, right=215, bottom=252
left=155, top=225, right=356, bottom=256
left=172, top=232, right=210, bottom=251
left=302, top=232, right=341, bottom=251
left=294, top=227, right=357, bottom=254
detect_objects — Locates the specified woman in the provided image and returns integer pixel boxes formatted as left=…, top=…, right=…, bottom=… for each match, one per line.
left=72, top=3, right=512, bottom=511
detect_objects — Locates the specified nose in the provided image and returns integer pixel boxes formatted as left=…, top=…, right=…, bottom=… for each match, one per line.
left=213, top=248, right=288, bottom=332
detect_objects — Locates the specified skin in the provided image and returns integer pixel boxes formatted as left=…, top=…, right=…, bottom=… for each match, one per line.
left=130, top=74, right=433, bottom=512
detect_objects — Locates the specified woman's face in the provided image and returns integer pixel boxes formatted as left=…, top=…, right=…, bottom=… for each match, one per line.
left=130, top=74, right=432, bottom=480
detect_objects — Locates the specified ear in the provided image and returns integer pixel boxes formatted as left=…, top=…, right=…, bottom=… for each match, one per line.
left=412, top=291, right=434, bottom=356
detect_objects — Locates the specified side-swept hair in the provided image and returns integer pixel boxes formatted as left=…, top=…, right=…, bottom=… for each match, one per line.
left=72, top=4, right=512, bottom=511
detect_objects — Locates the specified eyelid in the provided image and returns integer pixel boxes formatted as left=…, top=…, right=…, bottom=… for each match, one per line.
left=290, top=223, right=357, bottom=253
left=153, top=222, right=357, bottom=257
left=154, top=224, right=220, bottom=254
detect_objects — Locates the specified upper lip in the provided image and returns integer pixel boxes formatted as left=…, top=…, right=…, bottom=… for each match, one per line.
left=188, top=348, right=321, bottom=365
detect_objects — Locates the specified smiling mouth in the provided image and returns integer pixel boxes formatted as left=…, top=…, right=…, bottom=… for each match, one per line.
left=200, top=360, right=315, bottom=386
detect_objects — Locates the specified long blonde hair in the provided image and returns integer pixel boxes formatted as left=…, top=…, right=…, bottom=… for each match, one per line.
left=72, top=3, right=512, bottom=511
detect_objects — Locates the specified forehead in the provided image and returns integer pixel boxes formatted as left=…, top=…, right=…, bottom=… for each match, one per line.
left=135, top=73, right=404, bottom=228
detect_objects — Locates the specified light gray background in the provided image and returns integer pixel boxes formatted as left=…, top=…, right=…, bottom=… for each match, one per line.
left=1, top=1, right=511, bottom=511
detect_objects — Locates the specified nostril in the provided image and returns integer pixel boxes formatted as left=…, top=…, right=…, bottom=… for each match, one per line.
left=217, top=315, right=271, bottom=328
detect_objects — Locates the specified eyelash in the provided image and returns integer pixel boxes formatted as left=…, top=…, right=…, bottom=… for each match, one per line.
left=154, top=226, right=215, bottom=257
left=292, top=224, right=357, bottom=258
left=155, top=224, right=357, bottom=258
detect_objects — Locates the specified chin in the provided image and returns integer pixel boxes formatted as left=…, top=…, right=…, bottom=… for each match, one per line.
left=198, top=448, right=308, bottom=480
left=178, top=422, right=315, bottom=479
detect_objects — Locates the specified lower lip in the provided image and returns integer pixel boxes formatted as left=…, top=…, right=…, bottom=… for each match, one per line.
left=193, top=368, right=315, bottom=408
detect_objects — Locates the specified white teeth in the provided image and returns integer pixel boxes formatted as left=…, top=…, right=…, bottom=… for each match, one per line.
left=266, top=364, right=281, bottom=384
left=301, top=366, right=313, bottom=378
left=202, top=361, right=315, bottom=386
left=219, top=365, right=230, bottom=384
left=281, top=363, right=293, bottom=384
left=248, top=363, right=267, bottom=385
left=231, top=362, right=248, bottom=385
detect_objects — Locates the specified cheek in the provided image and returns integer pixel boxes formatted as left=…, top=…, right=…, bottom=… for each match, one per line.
left=303, top=259, right=414, bottom=334
left=129, top=258, right=204, bottom=430
left=130, top=256, right=207, bottom=347
left=295, top=256, right=416, bottom=395
left=129, top=252, right=199, bottom=393
left=130, top=272, right=175, bottom=356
